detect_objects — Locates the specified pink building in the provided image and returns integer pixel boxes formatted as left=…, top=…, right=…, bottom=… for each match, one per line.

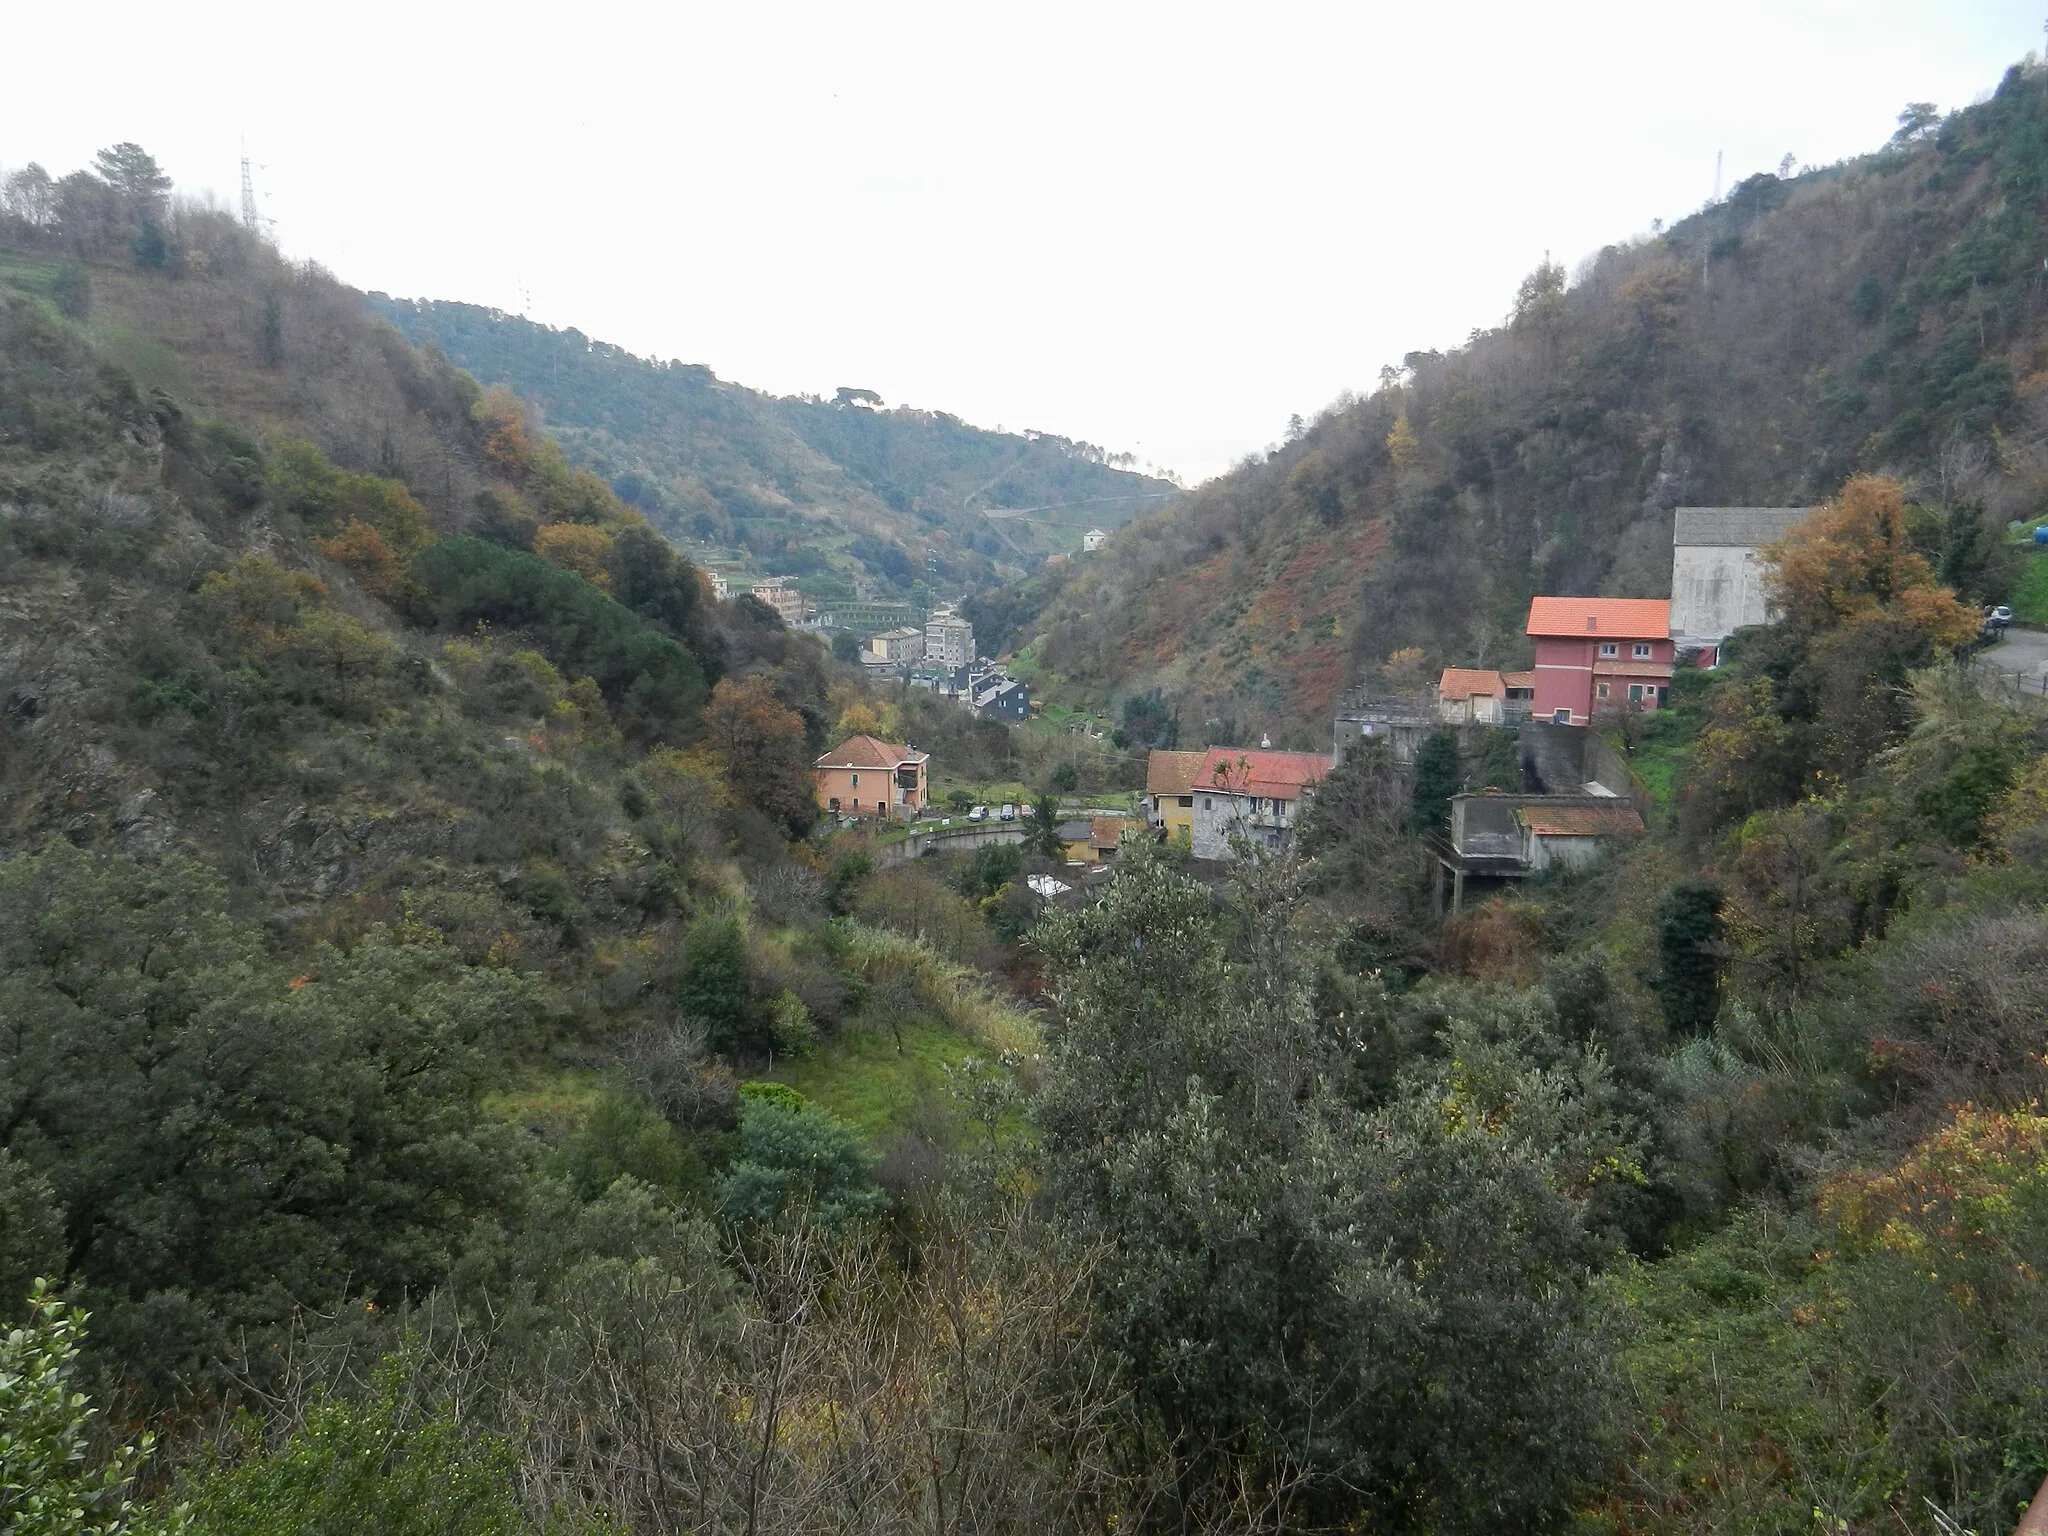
left=1526, top=597, right=1674, bottom=726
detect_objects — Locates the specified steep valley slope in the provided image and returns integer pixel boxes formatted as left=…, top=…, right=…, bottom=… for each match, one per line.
left=369, top=296, right=1178, bottom=593
left=985, top=58, right=2048, bottom=744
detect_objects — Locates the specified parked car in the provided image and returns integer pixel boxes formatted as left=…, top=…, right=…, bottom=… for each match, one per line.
left=968, top=805, right=988, bottom=822
left=1991, top=605, right=2014, bottom=626
left=999, top=803, right=1017, bottom=821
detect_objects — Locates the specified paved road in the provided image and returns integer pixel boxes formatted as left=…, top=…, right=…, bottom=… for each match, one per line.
left=1980, top=628, right=2048, bottom=684
left=1975, top=629, right=2048, bottom=713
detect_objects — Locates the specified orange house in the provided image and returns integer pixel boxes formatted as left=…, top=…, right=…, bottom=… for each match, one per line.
left=814, top=734, right=929, bottom=820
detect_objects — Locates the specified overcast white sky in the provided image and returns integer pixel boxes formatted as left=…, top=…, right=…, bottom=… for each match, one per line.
left=4, top=2, right=2044, bottom=482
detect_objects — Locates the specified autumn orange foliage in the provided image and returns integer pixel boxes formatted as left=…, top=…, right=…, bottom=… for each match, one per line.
left=1766, top=475, right=1979, bottom=650
left=533, top=522, right=615, bottom=591
left=1821, top=1102, right=2048, bottom=1269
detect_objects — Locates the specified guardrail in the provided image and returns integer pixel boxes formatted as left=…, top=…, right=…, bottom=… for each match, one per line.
left=1968, top=658, right=2048, bottom=715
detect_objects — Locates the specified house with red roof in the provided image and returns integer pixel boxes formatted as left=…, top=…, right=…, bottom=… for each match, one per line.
left=1526, top=597, right=1673, bottom=727
left=813, top=735, right=929, bottom=820
left=1189, top=747, right=1331, bottom=860
left=1437, top=667, right=1506, bottom=724
left=1435, top=791, right=1646, bottom=910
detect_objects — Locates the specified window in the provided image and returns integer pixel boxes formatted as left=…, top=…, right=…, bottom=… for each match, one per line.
left=1628, top=684, right=1644, bottom=703
left=851, top=772, right=859, bottom=787
left=1178, top=795, right=1192, bottom=807
left=1599, top=642, right=1618, bottom=658
left=1552, top=708, right=1572, bottom=724
left=1595, top=682, right=1610, bottom=700
left=1203, top=797, right=1212, bottom=810
left=1632, top=642, right=1652, bottom=659
left=852, top=798, right=859, bottom=809
left=828, top=798, right=840, bottom=812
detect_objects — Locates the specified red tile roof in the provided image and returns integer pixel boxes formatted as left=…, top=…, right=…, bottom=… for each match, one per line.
left=1515, top=805, right=1645, bottom=838
left=1500, top=670, right=1536, bottom=689
left=1438, top=667, right=1503, bottom=702
left=1197, top=748, right=1331, bottom=801
left=1145, top=750, right=1207, bottom=795
left=1091, top=816, right=1140, bottom=847
left=1526, top=597, right=1671, bottom=639
left=814, top=734, right=928, bottom=770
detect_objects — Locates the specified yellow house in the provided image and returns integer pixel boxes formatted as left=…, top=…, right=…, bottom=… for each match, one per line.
left=814, top=735, right=929, bottom=820
left=1062, top=815, right=1140, bottom=863
left=1144, top=750, right=1204, bottom=844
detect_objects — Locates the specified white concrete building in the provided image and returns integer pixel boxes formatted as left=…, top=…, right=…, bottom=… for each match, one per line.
left=1082, top=527, right=1107, bottom=552
left=1670, top=507, right=1812, bottom=663
left=924, top=607, right=976, bottom=669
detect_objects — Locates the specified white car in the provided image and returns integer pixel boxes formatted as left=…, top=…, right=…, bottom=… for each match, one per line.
left=968, top=805, right=988, bottom=822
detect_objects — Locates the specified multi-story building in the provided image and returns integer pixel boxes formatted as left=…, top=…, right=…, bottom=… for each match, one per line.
left=813, top=734, right=929, bottom=820
left=826, top=599, right=916, bottom=639
left=865, top=626, right=925, bottom=664
left=749, top=581, right=807, bottom=626
left=1187, top=747, right=1332, bottom=860
left=1143, top=750, right=1205, bottom=844
left=1082, top=528, right=1107, bottom=552
left=924, top=607, right=976, bottom=669
left=1527, top=597, right=1674, bottom=726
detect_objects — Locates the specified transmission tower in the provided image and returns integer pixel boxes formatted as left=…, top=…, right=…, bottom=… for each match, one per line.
left=242, top=150, right=264, bottom=231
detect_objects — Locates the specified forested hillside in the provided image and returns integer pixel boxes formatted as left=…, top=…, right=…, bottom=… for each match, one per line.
left=992, top=60, right=2048, bottom=742
left=10, top=115, right=2048, bottom=1536
left=370, top=297, right=1177, bottom=593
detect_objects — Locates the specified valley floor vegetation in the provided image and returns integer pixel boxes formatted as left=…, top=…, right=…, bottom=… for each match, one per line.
left=5, top=142, right=2048, bottom=1536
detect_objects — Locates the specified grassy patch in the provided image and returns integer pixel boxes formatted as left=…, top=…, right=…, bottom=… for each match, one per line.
left=1627, top=743, right=1686, bottom=808
left=0, top=247, right=60, bottom=298
left=483, top=1065, right=604, bottom=1138
left=93, top=324, right=186, bottom=394
left=2011, top=549, right=2048, bottom=625
left=767, top=1019, right=983, bottom=1139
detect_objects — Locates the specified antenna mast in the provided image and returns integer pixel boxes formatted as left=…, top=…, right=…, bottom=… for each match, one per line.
left=239, top=151, right=261, bottom=230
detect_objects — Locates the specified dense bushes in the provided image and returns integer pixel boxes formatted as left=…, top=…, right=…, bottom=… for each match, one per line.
left=412, top=536, right=710, bottom=742
left=0, top=845, right=533, bottom=1401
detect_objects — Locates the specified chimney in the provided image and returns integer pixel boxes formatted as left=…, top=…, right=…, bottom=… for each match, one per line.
left=1585, top=615, right=1598, bottom=631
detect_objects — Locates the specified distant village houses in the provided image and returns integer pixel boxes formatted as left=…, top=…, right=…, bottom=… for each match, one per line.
left=813, top=735, right=929, bottom=820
